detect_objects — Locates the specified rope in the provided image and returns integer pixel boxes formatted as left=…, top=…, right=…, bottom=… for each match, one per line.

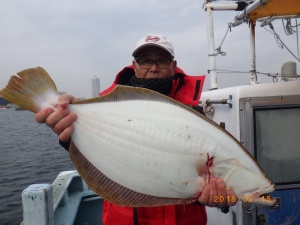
left=265, top=22, right=300, bottom=62
left=207, top=68, right=300, bottom=83
left=283, top=19, right=296, bottom=35
left=209, top=25, right=231, bottom=56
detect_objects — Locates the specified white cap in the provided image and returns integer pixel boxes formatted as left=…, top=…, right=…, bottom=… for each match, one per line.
left=132, top=34, right=174, bottom=58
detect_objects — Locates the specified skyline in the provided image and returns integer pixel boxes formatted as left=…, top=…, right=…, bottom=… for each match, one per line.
left=1, top=0, right=299, bottom=98
left=92, top=76, right=101, bottom=98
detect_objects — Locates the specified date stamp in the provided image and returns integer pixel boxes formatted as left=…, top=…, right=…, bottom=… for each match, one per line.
left=213, top=195, right=272, bottom=203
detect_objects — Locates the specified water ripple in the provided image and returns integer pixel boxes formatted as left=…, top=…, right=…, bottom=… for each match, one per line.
left=0, top=109, right=75, bottom=225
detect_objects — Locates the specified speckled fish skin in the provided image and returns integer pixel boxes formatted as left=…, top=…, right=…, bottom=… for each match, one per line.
left=0, top=67, right=276, bottom=207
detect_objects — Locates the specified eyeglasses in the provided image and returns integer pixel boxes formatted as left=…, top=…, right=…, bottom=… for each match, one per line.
left=135, top=58, right=173, bottom=69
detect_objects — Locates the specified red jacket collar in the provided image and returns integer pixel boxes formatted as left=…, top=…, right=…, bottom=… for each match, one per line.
left=100, top=65, right=205, bottom=106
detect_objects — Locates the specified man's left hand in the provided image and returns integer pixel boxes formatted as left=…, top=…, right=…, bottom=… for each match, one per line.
left=198, top=178, right=237, bottom=207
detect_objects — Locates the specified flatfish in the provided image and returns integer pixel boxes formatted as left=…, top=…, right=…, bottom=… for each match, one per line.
left=0, top=67, right=275, bottom=207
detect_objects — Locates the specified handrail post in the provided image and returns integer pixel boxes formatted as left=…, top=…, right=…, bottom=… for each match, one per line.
left=206, top=6, right=218, bottom=89
left=250, top=21, right=258, bottom=84
left=22, top=184, right=54, bottom=225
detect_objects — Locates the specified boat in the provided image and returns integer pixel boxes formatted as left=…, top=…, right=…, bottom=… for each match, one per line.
left=21, top=171, right=103, bottom=225
left=21, top=0, right=300, bottom=224
left=202, top=0, right=300, bottom=224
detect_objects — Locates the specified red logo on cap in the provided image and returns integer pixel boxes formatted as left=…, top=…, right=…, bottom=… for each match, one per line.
left=145, top=35, right=160, bottom=42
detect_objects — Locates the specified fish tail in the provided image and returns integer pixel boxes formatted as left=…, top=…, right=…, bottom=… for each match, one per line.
left=0, top=67, right=59, bottom=113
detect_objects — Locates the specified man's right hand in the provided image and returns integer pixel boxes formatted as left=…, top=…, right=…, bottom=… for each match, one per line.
left=35, top=94, right=78, bottom=142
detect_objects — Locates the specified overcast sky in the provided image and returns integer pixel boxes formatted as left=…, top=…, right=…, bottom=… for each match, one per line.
left=1, top=0, right=299, bottom=98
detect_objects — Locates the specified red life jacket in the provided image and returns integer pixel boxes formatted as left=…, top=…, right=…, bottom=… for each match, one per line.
left=102, top=203, right=207, bottom=225
left=100, top=65, right=205, bottom=106
left=101, top=65, right=207, bottom=225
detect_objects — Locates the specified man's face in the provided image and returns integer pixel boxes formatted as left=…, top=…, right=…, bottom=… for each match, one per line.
left=133, top=47, right=177, bottom=79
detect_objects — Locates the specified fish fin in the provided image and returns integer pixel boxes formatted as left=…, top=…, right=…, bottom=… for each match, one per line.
left=75, top=85, right=202, bottom=114
left=76, top=85, right=183, bottom=105
left=0, top=67, right=59, bottom=113
left=69, top=141, right=197, bottom=207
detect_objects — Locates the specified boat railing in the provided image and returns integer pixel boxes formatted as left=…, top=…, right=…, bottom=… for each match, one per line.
left=21, top=170, right=103, bottom=225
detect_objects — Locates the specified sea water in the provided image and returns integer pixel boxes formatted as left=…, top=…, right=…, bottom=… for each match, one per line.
left=0, top=109, right=75, bottom=225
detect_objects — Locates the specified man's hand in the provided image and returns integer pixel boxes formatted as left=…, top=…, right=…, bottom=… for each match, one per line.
left=198, top=178, right=237, bottom=207
left=35, top=94, right=77, bottom=142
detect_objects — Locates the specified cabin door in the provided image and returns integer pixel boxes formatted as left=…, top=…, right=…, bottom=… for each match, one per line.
left=239, top=96, right=300, bottom=225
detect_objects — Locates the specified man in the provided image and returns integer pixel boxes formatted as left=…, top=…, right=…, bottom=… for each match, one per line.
left=35, top=34, right=236, bottom=225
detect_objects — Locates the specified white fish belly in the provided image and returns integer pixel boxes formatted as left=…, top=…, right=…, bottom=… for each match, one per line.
left=69, top=100, right=269, bottom=198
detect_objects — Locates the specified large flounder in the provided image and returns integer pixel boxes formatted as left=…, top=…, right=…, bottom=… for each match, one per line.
left=0, top=67, right=276, bottom=207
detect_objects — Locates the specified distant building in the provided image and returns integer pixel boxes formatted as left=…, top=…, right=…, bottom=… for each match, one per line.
left=92, top=77, right=100, bottom=97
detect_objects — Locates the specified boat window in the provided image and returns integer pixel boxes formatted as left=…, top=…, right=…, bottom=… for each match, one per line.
left=254, top=107, right=300, bottom=184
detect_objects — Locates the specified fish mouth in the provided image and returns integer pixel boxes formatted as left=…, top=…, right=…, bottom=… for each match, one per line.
left=241, top=183, right=276, bottom=206
left=261, top=183, right=276, bottom=194
left=243, top=183, right=276, bottom=196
